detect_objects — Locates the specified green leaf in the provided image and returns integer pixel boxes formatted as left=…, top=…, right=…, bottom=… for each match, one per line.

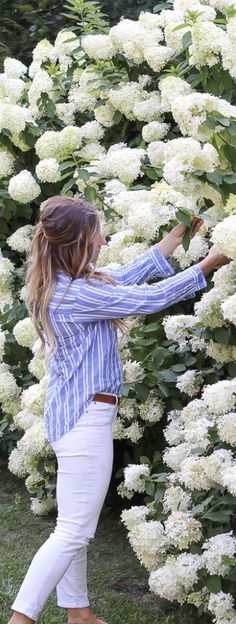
left=140, top=456, right=151, bottom=465
left=213, top=327, right=230, bottom=345
left=77, top=169, right=91, bottom=181
left=181, top=31, right=192, bottom=48
left=204, top=575, right=222, bottom=593
left=145, top=480, right=155, bottom=497
left=172, top=364, right=186, bottom=372
left=176, top=209, right=192, bottom=227
left=182, top=228, right=191, bottom=252
left=152, top=450, right=161, bottom=464
left=203, top=510, right=233, bottom=522
left=61, top=178, right=75, bottom=193
left=223, top=173, right=236, bottom=184
left=206, top=172, right=223, bottom=185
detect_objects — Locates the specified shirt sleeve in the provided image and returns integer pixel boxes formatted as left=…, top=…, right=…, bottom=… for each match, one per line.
left=98, top=244, right=175, bottom=285
left=73, top=264, right=207, bottom=322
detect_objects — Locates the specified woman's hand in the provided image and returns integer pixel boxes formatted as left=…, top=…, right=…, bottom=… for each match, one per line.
left=157, top=216, right=204, bottom=258
left=168, top=217, right=204, bottom=245
left=199, top=246, right=230, bottom=276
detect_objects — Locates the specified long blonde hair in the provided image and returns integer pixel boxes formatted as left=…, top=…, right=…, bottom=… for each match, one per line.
left=25, top=195, right=128, bottom=358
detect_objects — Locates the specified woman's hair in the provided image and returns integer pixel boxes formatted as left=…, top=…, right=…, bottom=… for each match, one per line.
left=25, top=195, right=128, bottom=358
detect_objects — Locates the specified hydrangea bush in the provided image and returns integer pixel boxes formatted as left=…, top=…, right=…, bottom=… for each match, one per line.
left=1, top=0, right=236, bottom=619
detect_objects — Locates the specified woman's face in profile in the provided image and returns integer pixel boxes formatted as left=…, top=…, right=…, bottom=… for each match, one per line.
left=93, top=227, right=107, bottom=263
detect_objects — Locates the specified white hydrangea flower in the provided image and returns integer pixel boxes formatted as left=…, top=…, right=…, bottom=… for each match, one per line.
left=81, top=34, right=115, bottom=60
left=148, top=553, right=201, bottom=604
left=195, top=288, right=226, bottom=329
left=217, top=413, right=236, bottom=445
left=0, top=102, right=32, bottom=134
left=142, top=121, right=169, bottom=143
left=35, top=131, right=62, bottom=160
left=79, top=120, right=104, bottom=142
left=28, top=69, right=54, bottom=117
left=138, top=394, right=164, bottom=423
left=0, top=327, right=6, bottom=361
left=222, top=465, right=236, bottom=496
left=143, top=45, right=174, bottom=72
left=7, top=224, right=34, bottom=254
left=32, top=39, right=57, bottom=64
left=54, top=30, right=78, bottom=57
left=30, top=493, right=56, bottom=516
left=123, top=463, right=150, bottom=494
left=55, top=102, right=76, bottom=126
left=128, top=520, right=169, bottom=571
left=222, top=18, right=236, bottom=79
left=211, top=215, right=236, bottom=260
left=159, top=76, right=192, bottom=113
left=20, top=375, right=49, bottom=416
left=204, top=449, right=233, bottom=485
left=203, top=379, right=236, bottom=415
left=208, top=591, right=236, bottom=623
left=4, top=57, right=27, bottom=78
left=13, top=317, right=37, bottom=349
left=68, top=87, right=97, bottom=114
left=36, top=158, right=61, bottom=183
left=164, top=413, right=185, bottom=446
left=162, top=138, right=219, bottom=192
left=0, top=362, right=19, bottom=403
left=28, top=352, right=48, bottom=380
left=119, top=398, right=137, bottom=422
left=60, top=125, right=82, bottom=153
left=176, top=370, right=203, bottom=397
left=163, top=442, right=194, bottom=471
left=189, top=21, right=226, bottom=69
left=14, top=410, right=40, bottom=431
left=0, top=71, right=25, bottom=104
left=8, top=447, right=28, bottom=477
left=8, top=170, right=41, bottom=203
left=125, top=421, right=144, bottom=443
left=95, top=145, right=145, bottom=185
left=179, top=455, right=213, bottom=491
left=164, top=511, right=202, bottom=550
left=206, top=341, right=236, bottom=364
left=181, top=399, right=211, bottom=426
left=121, top=505, right=149, bottom=530
left=201, top=532, right=236, bottom=576
left=173, top=235, right=209, bottom=269
left=171, top=92, right=236, bottom=141
left=108, top=82, right=146, bottom=121
left=133, top=93, right=162, bottom=122
left=94, top=102, right=116, bottom=128
left=162, top=314, right=197, bottom=349
left=112, top=416, right=126, bottom=440
left=123, top=359, right=142, bottom=383
left=183, top=417, right=212, bottom=449
left=0, top=150, right=15, bottom=179
left=162, top=485, right=191, bottom=514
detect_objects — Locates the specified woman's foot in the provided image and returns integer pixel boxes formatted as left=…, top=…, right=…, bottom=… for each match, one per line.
left=68, top=606, right=107, bottom=623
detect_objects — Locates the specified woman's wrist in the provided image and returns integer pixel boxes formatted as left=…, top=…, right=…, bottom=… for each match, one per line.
left=157, top=233, right=178, bottom=258
left=198, top=257, right=218, bottom=276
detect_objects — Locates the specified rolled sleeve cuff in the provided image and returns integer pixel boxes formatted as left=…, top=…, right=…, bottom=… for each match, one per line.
left=150, top=244, right=175, bottom=278
left=190, top=264, right=207, bottom=292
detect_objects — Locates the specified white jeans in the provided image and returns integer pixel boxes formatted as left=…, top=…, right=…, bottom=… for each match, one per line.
left=11, top=398, right=118, bottom=621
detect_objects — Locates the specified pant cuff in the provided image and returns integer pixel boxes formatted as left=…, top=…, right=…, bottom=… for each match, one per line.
left=57, top=601, right=90, bottom=608
left=11, top=599, right=39, bottom=620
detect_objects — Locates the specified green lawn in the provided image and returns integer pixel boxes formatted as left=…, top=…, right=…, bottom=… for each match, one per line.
left=0, top=462, right=168, bottom=624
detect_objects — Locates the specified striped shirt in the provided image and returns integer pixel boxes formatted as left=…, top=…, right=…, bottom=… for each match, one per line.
left=44, top=244, right=207, bottom=442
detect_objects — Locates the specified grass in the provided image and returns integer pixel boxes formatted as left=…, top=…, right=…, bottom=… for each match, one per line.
left=0, top=462, right=169, bottom=624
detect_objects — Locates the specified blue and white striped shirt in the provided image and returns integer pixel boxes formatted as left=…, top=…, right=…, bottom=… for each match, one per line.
left=44, top=244, right=206, bottom=442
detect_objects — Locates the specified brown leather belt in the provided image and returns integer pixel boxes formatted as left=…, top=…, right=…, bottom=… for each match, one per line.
left=92, top=392, right=122, bottom=406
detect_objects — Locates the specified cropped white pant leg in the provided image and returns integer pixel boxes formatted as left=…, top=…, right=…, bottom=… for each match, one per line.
left=11, top=400, right=118, bottom=621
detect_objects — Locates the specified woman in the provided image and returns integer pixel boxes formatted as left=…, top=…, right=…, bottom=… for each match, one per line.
left=8, top=195, right=228, bottom=624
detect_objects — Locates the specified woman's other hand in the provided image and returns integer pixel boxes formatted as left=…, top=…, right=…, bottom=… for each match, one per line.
left=157, top=216, right=204, bottom=258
